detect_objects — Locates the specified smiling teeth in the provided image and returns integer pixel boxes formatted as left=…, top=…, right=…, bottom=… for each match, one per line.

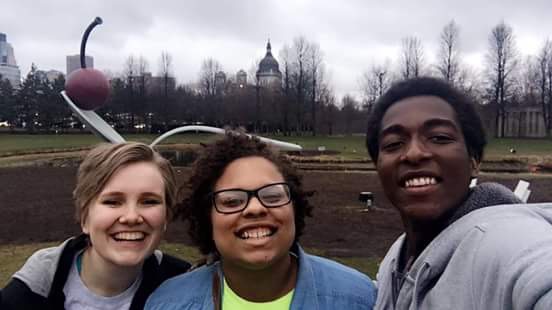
left=240, top=228, right=272, bottom=239
left=113, top=232, right=145, bottom=241
left=405, top=177, right=437, bottom=187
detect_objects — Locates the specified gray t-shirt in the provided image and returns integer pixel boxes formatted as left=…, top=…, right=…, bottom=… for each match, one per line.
left=62, top=256, right=142, bottom=310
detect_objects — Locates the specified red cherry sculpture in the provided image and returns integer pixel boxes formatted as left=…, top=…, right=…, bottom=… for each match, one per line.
left=65, top=17, right=109, bottom=110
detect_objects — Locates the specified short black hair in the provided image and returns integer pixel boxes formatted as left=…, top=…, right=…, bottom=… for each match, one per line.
left=366, top=77, right=486, bottom=163
left=177, top=132, right=314, bottom=255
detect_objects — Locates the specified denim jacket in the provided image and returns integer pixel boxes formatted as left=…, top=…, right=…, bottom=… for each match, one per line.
left=146, top=244, right=376, bottom=309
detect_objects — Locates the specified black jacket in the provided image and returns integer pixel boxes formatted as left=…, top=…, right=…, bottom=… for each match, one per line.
left=1, top=234, right=190, bottom=309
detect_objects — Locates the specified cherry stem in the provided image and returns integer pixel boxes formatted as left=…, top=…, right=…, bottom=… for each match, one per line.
left=80, top=17, right=103, bottom=69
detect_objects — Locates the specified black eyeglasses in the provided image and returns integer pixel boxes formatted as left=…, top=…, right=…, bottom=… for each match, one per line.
left=211, top=182, right=291, bottom=214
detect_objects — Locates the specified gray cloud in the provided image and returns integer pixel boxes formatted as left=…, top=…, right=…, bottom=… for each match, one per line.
left=2, top=0, right=551, bottom=100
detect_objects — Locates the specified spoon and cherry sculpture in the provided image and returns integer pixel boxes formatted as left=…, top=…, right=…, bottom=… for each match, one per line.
left=61, top=17, right=302, bottom=150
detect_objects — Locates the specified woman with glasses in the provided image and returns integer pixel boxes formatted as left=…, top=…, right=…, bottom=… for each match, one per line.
left=146, top=133, right=376, bottom=309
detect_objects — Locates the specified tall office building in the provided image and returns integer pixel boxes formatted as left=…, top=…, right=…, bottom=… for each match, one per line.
left=66, top=54, right=93, bottom=75
left=236, top=69, right=247, bottom=87
left=0, top=32, right=21, bottom=88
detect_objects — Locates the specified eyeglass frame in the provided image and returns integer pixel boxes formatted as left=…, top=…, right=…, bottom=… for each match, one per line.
left=209, top=182, right=292, bottom=214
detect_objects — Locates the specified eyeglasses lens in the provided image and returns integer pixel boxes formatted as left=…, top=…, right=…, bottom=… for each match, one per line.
left=214, top=184, right=290, bottom=213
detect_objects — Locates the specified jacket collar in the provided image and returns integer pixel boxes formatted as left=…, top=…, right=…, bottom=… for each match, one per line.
left=291, top=243, right=320, bottom=309
left=206, top=243, right=318, bottom=310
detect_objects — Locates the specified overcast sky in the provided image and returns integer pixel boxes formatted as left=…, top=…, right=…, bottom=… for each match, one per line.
left=2, top=0, right=551, bottom=100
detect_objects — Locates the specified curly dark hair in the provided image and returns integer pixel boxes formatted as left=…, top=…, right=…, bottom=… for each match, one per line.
left=177, top=132, right=314, bottom=255
left=366, top=77, right=487, bottom=163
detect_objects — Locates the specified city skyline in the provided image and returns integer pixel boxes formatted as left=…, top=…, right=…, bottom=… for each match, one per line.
left=2, top=0, right=552, bottom=100
left=0, top=32, right=21, bottom=87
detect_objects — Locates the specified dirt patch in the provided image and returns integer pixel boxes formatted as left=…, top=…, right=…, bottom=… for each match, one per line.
left=1, top=167, right=552, bottom=259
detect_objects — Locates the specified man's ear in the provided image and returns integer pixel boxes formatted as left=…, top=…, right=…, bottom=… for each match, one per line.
left=471, top=158, right=480, bottom=178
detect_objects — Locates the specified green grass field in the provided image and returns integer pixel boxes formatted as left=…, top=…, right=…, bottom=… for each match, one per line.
left=2, top=133, right=551, bottom=159
left=0, top=242, right=379, bottom=287
left=0, top=133, right=219, bottom=156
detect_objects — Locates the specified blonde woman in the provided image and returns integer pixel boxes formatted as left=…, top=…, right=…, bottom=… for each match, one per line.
left=1, top=142, right=190, bottom=309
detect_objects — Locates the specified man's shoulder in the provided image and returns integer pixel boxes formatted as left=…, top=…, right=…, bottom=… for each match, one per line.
left=467, top=204, right=552, bottom=253
left=459, top=204, right=552, bottom=238
left=464, top=203, right=552, bottom=224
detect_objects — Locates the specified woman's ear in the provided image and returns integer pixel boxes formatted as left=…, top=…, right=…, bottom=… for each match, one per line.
left=81, top=214, right=89, bottom=234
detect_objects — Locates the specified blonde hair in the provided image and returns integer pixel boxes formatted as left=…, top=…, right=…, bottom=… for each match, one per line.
left=73, top=142, right=177, bottom=224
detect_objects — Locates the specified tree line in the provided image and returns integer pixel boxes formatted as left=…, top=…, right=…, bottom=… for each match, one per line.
left=361, top=20, right=552, bottom=137
left=1, top=20, right=552, bottom=137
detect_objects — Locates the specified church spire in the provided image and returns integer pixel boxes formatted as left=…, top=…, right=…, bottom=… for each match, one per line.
left=266, top=39, right=272, bottom=55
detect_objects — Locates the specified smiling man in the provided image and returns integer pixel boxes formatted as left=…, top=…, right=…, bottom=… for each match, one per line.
left=366, top=77, right=552, bottom=310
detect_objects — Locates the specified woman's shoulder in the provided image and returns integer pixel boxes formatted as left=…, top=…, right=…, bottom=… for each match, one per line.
left=305, top=253, right=375, bottom=288
left=1, top=236, right=84, bottom=308
left=11, top=236, right=82, bottom=297
left=146, top=263, right=216, bottom=306
left=297, top=252, right=376, bottom=308
left=153, top=252, right=192, bottom=279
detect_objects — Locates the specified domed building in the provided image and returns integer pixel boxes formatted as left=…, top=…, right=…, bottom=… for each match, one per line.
left=256, top=40, right=282, bottom=87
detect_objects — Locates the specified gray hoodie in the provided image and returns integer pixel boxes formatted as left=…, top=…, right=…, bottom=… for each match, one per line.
left=375, top=183, right=552, bottom=310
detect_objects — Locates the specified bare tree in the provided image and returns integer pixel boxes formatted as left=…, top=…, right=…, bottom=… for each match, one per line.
left=248, top=58, right=263, bottom=132
left=341, top=94, right=359, bottom=135
left=279, top=46, right=292, bottom=135
left=197, top=58, right=223, bottom=126
left=548, top=48, right=552, bottom=135
left=520, top=56, right=539, bottom=100
left=136, top=56, right=149, bottom=130
left=437, top=20, right=461, bottom=84
left=319, top=86, right=338, bottom=135
left=486, top=21, right=518, bottom=137
left=137, top=56, right=149, bottom=83
left=159, top=51, right=173, bottom=97
left=400, top=36, right=425, bottom=79
left=159, top=51, right=174, bottom=129
left=291, top=36, right=310, bottom=134
left=279, top=36, right=331, bottom=136
left=121, top=55, right=137, bottom=129
left=360, top=61, right=392, bottom=111
left=199, top=58, right=222, bottom=97
left=308, top=42, right=324, bottom=136
left=537, top=39, right=552, bottom=135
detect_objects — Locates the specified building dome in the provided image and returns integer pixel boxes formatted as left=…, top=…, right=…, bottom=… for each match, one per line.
left=257, top=40, right=281, bottom=75
left=256, top=40, right=282, bottom=87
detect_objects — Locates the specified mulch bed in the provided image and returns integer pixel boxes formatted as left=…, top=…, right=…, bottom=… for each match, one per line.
left=1, top=166, right=552, bottom=258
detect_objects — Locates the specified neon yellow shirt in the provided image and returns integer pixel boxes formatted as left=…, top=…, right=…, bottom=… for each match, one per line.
left=222, top=278, right=294, bottom=310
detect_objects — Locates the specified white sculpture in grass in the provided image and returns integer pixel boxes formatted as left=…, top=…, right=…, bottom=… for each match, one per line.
left=61, top=90, right=302, bottom=151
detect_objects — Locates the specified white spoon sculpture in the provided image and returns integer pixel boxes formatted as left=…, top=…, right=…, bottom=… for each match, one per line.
left=61, top=90, right=302, bottom=151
